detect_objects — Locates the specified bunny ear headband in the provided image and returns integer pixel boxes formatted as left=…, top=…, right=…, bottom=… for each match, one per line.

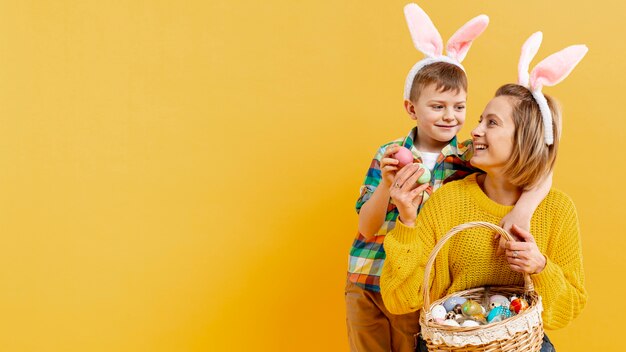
left=517, top=32, right=588, bottom=145
left=403, top=3, right=489, bottom=101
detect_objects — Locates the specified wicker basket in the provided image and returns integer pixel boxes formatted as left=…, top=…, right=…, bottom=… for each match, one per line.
left=419, top=221, right=544, bottom=351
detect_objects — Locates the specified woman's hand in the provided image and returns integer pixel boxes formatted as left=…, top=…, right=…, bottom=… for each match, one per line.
left=389, top=163, right=430, bottom=227
left=504, top=224, right=547, bottom=274
left=380, top=144, right=402, bottom=189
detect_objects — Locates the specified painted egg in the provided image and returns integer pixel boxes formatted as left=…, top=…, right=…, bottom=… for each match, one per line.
left=445, top=311, right=456, bottom=320
left=486, top=306, right=514, bottom=323
left=462, top=300, right=482, bottom=317
left=431, top=305, right=447, bottom=321
left=417, top=164, right=431, bottom=184
left=453, top=304, right=463, bottom=315
left=441, top=319, right=460, bottom=327
left=471, top=314, right=486, bottom=323
left=443, top=297, right=467, bottom=312
left=461, top=320, right=480, bottom=327
left=489, top=302, right=503, bottom=311
left=510, top=298, right=529, bottom=314
left=393, top=146, right=414, bottom=168
left=489, top=295, right=510, bottom=307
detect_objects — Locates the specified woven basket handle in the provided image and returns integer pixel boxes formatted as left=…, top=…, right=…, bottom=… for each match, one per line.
left=422, top=221, right=535, bottom=309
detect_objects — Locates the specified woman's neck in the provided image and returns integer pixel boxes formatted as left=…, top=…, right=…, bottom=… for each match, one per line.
left=477, top=173, right=522, bottom=206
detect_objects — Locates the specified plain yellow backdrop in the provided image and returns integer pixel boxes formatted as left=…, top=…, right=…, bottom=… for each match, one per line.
left=0, top=1, right=624, bottom=351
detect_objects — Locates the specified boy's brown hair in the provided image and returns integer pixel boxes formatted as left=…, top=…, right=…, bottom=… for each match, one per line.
left=409, top=62, right=467, bottom=102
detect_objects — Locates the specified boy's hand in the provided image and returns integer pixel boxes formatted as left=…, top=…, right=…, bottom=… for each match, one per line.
left=389, top=163, right=430, bottom=227
left=495, top=208, right=531, bottom=256
left=504, top=224, right=547, bottom=275
left=380, top=144, right=402, bottom=189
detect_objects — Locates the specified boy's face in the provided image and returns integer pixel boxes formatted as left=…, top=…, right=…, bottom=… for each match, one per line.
left=405, top=83, right=467, bottom=152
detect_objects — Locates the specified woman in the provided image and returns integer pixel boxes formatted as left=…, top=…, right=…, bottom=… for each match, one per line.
left=380, top=82, right=587, bottom=351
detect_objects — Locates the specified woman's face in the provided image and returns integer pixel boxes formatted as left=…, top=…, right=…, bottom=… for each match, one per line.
left=470, top=96, right=517, bottom=173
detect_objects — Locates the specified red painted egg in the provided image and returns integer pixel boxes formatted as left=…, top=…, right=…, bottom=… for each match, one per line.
left=509, top=298, right=529, bottom=314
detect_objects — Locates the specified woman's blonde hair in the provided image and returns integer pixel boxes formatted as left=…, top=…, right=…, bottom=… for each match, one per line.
left=495, top=84, right=561, bottom=190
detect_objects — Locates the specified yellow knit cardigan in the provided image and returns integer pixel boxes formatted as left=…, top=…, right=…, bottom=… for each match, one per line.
left=380, top=173, right=587, bottom=329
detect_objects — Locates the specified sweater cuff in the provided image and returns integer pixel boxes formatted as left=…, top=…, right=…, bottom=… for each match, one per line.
left=391, top=219, right=419, bottom=244
left=531, top=256, right=564, bottom=291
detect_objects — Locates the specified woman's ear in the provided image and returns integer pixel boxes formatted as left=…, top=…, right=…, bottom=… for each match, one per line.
left=404, top=99, right=418, bottom=121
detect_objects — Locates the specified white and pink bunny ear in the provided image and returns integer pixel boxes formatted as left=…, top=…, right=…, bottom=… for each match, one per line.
left=529, top=45, right=589, bottom=91
left=516, top=32, right=588, bottom=145
left=404, top=3, right=443, bottom=57
left=518, top=32, right=543, bottom=87
left=446, top=15, right=489, bottom=63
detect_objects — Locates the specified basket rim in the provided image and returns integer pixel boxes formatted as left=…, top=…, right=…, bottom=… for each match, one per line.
left=419, top=288, right=544, bottom=347
left=422, top=287, right=539, bottom=329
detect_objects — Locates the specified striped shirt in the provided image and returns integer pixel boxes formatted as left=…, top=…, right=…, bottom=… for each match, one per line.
left=347, top=127, right=479, bottom=292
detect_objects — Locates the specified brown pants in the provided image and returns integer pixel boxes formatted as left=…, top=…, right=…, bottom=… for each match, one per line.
left=345, top=280, right=420, bottom=352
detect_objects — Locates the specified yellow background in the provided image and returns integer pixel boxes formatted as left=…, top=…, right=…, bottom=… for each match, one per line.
left=0, top=1, right=623, bottom=351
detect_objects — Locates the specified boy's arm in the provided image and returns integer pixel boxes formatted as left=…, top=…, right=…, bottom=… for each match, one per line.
left=357, top=144, right=403, bottom=239
left=358, top=184, right=391, bottom=239
left=497, top=172, right=553, bottom=254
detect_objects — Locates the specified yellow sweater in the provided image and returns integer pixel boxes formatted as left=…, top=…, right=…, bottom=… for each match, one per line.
left=380, top=173, right=587, bottom=330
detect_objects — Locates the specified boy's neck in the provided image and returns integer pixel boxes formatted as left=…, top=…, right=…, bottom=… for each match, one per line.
left=477, top=173, right=522, bottom=206
left=415, top=128, right=449, bottom=153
